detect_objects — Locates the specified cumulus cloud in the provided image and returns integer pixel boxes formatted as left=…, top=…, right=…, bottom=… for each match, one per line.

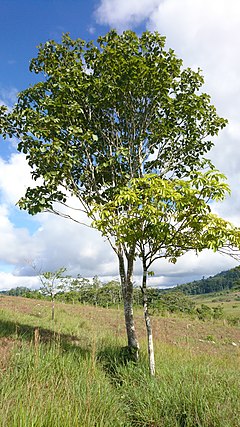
left=30, top=211, right=117, bottom=278
left=0, top=152, right=118, bottom=288
left=144, top=0, right=240, bottom=226
left=95, top=0, right=240, bottom=222
left=2, top=152, right=231, bottom=290
left=95, top=0, right=161, bottom=29
left=0, top=271, right=40, bottom=291
left=0, top=153, right=34, bottom=205
left=94, top=0, right=240, bottom=284
left=0, top=204, right=39, bottom=265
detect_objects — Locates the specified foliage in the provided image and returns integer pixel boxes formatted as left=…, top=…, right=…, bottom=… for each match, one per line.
left=59, top=279, right=124, bottom=307
left=5, top=286, right=32, bottom=297
left=151, top=291, right=196, bottom=315
left=1, top=31, right=227, bottom=217
left=39, top=267, right=69, bottom=297
left=93, top=172, right=240, bottom=267
left=196, top=303, right=224, bottom=321
left=176, top=265, right=240, bottom=295
left=4, top=280, right=226, bottom=322
left=0, top=105, right=7, bottom=130
left=1, top=30, right=230, bottom=260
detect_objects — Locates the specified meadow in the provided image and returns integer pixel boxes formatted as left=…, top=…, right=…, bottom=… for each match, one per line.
left=0, top=295, right=240, bottom=427
left=192, top=290, right=240, bottom=323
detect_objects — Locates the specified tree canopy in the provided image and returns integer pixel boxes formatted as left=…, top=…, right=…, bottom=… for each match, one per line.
left=3, top=30, right=227, bottom=217
left=92, top=171, right=240, bottom=267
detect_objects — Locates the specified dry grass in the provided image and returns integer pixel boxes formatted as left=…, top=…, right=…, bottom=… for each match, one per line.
left=0, top=337, right=16, bottom=370
left=1, top=295, right=240, bottom=360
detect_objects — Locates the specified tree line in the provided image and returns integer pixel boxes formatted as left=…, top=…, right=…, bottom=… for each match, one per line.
left=1, top=277, right=224, bottom=321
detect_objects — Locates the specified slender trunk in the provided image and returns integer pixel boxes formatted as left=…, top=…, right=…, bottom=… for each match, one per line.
left=118, top=248, right=139, bottom=360
left=141, top=258, right=155, bottom=376
left=51, top=294, right=55, bottom=321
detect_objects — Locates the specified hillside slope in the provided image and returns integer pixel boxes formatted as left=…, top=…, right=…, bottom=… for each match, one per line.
left=174, top=265, right=240, bottom=295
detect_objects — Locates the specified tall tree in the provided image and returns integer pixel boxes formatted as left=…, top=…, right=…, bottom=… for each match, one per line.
left=1, top=30, right=228, bottom=358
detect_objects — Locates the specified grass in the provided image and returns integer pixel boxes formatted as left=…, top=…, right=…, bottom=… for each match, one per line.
left=0, top=295, right=240, bottom=426
left=0, top=342, right=127, bottom=427
left=192, top=289, right=240, bottom=318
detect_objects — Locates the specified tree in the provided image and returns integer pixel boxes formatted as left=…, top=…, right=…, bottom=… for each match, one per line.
left=39, top=267, right=69, bottom=320
left=1, top=30, right=229, bottom=359
left=93, top=172, right=240, bottom=374
left=7, top=286, right=31, bottom=297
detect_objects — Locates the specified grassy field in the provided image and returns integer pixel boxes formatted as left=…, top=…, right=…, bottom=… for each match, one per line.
left=0, top=295, right=240, bottom=426
left=192, top=289, right=240, bottom=320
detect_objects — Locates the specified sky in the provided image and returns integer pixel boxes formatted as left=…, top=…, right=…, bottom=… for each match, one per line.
left=1, top=0, right=240, bottom=290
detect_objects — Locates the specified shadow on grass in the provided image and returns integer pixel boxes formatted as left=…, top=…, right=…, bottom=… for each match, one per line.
left=0, top=318, right=141, bottom=385
left=97, top=345, right=138, bottom=386
left=0, top=319, right=90, bottom=359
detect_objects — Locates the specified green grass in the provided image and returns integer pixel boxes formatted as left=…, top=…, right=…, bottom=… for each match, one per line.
left=191, top=289, right=240, bottom=322
left=0, top=342, right=128, bottom=427
left=0, top=296, right=240, bottom=426
left=116, top=346, right=240, bottom=427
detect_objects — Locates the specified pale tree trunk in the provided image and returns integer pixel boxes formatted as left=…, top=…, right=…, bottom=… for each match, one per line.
left=51, top=294, right=55, bottom=321
left=141, top=258, right=155, bottom=376
left=117, top=247, right=139, bottom=360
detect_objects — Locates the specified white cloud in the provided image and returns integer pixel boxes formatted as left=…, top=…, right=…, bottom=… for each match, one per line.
left=0, top=153, right=34, bottom=205
left=0, top=271, right=40, bottom=291
left=30, top=211, right=117, bottom=278
left=144, top=0, right=240, bottom=225
left=95, top=0, right=161, bottom=29
left=3, top=152, right=233, bottom=290
left=0, top=152, right=118, bottom=285
left=0, top=204, right=39, bottom=265
left=147, top=0, right=240, bottom=111
left=94, top=0, right=240, bottom=283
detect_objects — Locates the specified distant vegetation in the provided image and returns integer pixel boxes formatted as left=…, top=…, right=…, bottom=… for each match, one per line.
left=1, top=276, right=227, bottom=322
left=175, top=265, right=240, bottom=295
left=3, top=265, right=240, bottom=303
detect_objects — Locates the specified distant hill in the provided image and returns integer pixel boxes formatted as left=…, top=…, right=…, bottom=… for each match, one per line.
left=174, top=266, right=240, bottom=295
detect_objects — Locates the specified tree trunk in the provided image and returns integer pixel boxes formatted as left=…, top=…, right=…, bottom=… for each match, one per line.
left=52, top=299, right=55, bottom=320
left=141, top=259, right=155, bottom=376
left=51, top=296, right=55, bottom=321
left=118, top=248, right=139, bottom=360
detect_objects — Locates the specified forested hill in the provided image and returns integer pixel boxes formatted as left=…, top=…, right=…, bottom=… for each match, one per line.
left=174, top=266, right=240, bottom=295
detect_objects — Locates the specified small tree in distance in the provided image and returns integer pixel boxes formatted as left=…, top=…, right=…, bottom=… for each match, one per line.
left=39, top=267, right=69, bottom=320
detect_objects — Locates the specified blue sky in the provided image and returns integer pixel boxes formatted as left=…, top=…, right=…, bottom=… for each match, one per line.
left=1, top=0, right=240, bottom=290
left=1, top=1, right=100, bottom=87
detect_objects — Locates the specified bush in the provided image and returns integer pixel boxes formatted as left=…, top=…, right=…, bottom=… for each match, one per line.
left=151, top=292, right=196, bottom=316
